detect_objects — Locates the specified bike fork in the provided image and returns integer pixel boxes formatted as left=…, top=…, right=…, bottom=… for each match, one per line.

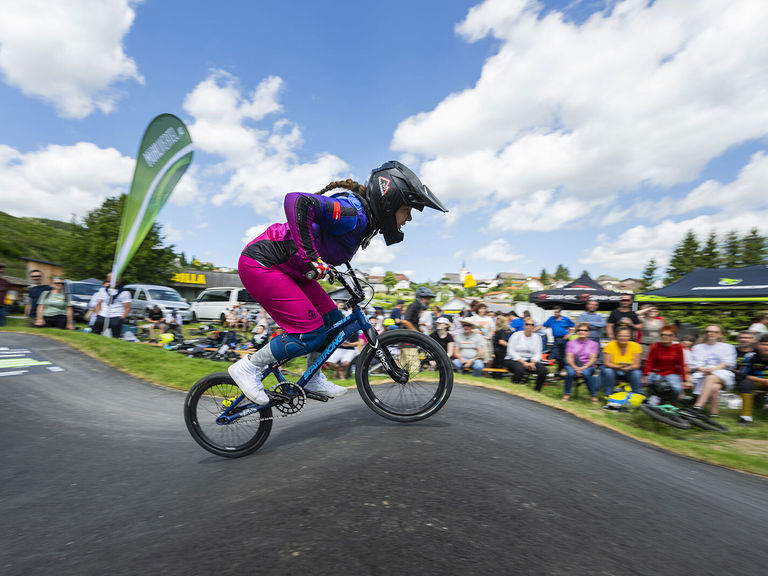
left=364, top=327, right=409, bottom=384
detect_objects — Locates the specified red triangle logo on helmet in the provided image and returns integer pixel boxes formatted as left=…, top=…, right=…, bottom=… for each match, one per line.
left=378, top=176, right=390, bottom=195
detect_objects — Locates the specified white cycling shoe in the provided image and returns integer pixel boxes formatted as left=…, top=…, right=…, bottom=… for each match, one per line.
left=228, top=356, right=270, bottom=405
left=304, top=370, right=347, bottom=397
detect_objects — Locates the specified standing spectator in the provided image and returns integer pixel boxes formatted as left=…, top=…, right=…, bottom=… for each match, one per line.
left=418, top=305, right=434, bottom=335
left=691, top=324, right=736, bottom=417
left=637, top=305, right=665, bottom=358
left=24, top=269, right=51, bottom=326
left=472, top=303, right=494, bottom=362
left=429, top=317, right=455, bottom=360
left=491, top=315, right=513, bottom=373
left=643, top=325, right=687, bottom=399
left=606, top=294, right=643, bottom=341
left=737, top=333, right=768, bottom=425
left=404, top=287, right=435, bottom=331
left=577, top=300, right=606, bottom=343
left=601, top=325, right=643, bottom=395
left=92, top=273, right=131, bottom=337
left=748, top=314, right=768, bottom=335
left=452, top=319, right=485, bottom=376
left=510, top=310, right=525, bottom=332
left=505, top=318, right=548, bottom=391
left=390, top=299, right=406, bottom=328
left=543, top=306, right=575, bottom=376
left=563, top=322, right=599, bottom=403
left=144, top=304, right=166, bottom=340
left=34, top=277, right=74, bottom=329
left=325, top=331, right=362, bottom=379
left=0, top=263, right=8, bottom=327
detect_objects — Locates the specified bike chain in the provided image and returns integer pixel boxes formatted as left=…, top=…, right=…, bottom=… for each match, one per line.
left=241, top=384, right=330, bottom=422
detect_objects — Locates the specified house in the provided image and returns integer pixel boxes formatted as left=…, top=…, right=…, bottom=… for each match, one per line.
left=367, top=273, right=411, bottom=293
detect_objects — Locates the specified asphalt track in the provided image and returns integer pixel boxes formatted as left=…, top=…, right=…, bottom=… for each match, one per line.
left=1, top=332, right=767, bottom=576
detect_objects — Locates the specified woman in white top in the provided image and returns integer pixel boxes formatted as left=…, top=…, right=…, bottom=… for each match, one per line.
left=504, top=318, right=548, bottom=391
left=691, top=324, right=736, bottom=416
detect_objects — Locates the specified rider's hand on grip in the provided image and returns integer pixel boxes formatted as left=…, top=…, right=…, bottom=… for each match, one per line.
left=308, top=259, right=335, bottom=283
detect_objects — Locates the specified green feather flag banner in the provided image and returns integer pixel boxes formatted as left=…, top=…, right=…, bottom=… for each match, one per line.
left=111, top=114, right=194, bottom=285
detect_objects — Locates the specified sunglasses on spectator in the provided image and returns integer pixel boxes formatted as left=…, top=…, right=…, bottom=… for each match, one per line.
left=705, top=330, right=721, bottom=333
left=576, top=329, right=589, bottom=332
left=53, top=281, right=64, bottom=285
left=524, top=323, right=535, bottom=326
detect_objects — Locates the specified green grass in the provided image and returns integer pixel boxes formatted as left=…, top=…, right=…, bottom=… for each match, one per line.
left=3, top=316, right=767, bottom=476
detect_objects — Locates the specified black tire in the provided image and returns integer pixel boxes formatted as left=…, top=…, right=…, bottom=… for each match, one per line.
left=677, top=408, right=730, bottom=432
left=355, top=330, right=453, bottom=422
left=191, top=311, right=198, bottom=322
left=184, top=372, right=273, bottom=457
left=639, top=403, right=691, bottom=429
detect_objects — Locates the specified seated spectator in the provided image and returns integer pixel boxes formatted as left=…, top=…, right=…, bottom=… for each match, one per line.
left=505, top=318, right=548, bottom=391
left=165, top=308, right=183, bottom=335
left=325, top=332, right=362, bottom=379
left=642, top=325, right=686, bottom=399
left=34, top=277, right=74, bottom=330
left=680, top=334, right=696, bottom=391
left=737, top=332, right=768, bottom=425
left=390, top=299, right=406, bottom=329
left=734, top=330, right=757, bottom=387
left=452, top=319, right=485, bottom=377
left=563, top=322, right=599, bottom=402
left=691, top=324, right=736, bottom=417
left=601, top=325, right=642, bottom=395
left=491, top=316, right=512, bottom=372
left=25, top=269, right=51, bottom=326
left=144, top=304, right=166, bottom=340
left=510, top=310, right=525, bottom=332
left=543, top=306, right=574, bottom=376
left=748, top=313, right=768, bottom=335
left=92, top=273, right=131, bottom=337
left=418, top=305, right=434, bottom=335
left=430, top=317, right=455, bottom=359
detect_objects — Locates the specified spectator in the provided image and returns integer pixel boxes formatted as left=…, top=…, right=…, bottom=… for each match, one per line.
left=735, top=330, right=757, bottom=370
left=472, top=303, right=494, bottom=362
left=24, top=269, right=51, bottom=326
left=606, top=294, right=642, bottom=341
left=404, top=287, right=435, bottom=331
left=637, top=304, right=665, bottom=358
left=250, top=323, right=269, bottom=350
left=601, top=325, right=643, bottom=396
left=491, top=315, right=513, bottom=372
left=429, top=317, right=455, bottom=360
left=452, top=318, right=485, bottom=377
left=144, top=304, right=166, bottom=340
left=680, top=334, right=696, bottom=392
left=373, top=307, right=385, bottom=333
left=577, top=299, right=606, bottom=343
left=543, top=306, right=575, bottom=376
left=643, top=325, right=686, bottom=399
left=0, top=263, right=8, bottom=327
left=92, top=273, right=131, bottom=337
left=505, top=318, right=548, bottom=391
left=390, top=299, right=406, bottom=328
left=165, top=308, right=183, bottom=334
left=34, top=276, right=74, bottom=330
left=325, top=331, right=362, bottom=380
left=737, top=332, right=768, bottom=425
left=563, top=322, right=599, bottom=403
left=691, top=324, right=736, bottom=417
left=510, top=310, right=525, bottom=332
left=748, top=314, right=768, bottom=335
left=418, top=305, right=434, bottom=335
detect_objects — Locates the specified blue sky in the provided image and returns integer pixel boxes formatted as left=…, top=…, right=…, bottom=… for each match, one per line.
left=2, top=0, right=768, bottom=284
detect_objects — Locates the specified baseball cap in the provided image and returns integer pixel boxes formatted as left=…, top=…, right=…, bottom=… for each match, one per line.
left=436, top=317, right=451, bottom=326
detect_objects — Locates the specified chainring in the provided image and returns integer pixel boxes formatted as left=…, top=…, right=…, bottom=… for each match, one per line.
left=270, top=382, right=306, bottom=415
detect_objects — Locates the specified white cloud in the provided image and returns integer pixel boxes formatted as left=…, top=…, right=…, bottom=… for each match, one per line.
left=473, top=238, right=524, bottom=262
left=162, top=223, right=183, bottom=245
left=393, top=0, right=768, bottom=225
left=352, top=236, right=397, bottom=266
left=0, top=0, right=143, bottom=118
left=169, top=165, right=203, bottom=207
left=0, top=142, right=133, bottom=219
left=240, top=223, right=272, bottom=246
left=183, top=71, right=349, bottom=220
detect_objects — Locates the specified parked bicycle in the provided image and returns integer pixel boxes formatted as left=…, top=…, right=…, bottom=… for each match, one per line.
left=639, top=374, right=729, bottom=432
left=184, top=263, right=454, bottom=457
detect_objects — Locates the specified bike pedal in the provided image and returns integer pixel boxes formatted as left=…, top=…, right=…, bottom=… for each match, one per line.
left=305, top=391, right=329, bottom=402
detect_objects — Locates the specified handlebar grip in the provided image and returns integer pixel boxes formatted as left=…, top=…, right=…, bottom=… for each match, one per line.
left=305, top=270, right=318, bottom=280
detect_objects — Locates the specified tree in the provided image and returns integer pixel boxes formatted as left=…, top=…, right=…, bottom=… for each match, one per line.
left=554, top=264, right=570, bottom=282
left=641, top=259, right=658, bottom=291
left=579, top=269, right=590, bottom=278
left=665, top=230, right=699, bottom=283
left=699, top=231, right=721, bottom=268
left=540, top=268, right=550, bottom=286
left=61, top=195, right=178, bottom=284
left=722, top=230, right=742, bottom=267
left=741, top=227, right=767, bottom=266
left=383, top=271, right=398, bottom=294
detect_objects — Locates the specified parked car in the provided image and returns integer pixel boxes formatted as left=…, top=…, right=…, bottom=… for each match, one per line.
left=63, top=279, right=103, bottom=322
left=189, top=287, right=259, bottom=323
left=124, top=284, right=192, bottom=322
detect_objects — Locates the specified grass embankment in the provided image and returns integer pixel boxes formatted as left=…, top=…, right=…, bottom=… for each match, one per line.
left=2, top=317, right=767, bottom=477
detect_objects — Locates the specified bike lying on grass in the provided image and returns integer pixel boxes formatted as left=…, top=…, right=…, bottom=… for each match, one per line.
left=183, top=262, right=454, bottom=458
left=638, top=374, right=729, bottom=432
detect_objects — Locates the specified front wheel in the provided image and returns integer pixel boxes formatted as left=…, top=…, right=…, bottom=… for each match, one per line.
left=184, top=372, right=273, bottom=457
left=639, top=403, right=691, bottom=429
left=355, top=330, right=453, bottom=422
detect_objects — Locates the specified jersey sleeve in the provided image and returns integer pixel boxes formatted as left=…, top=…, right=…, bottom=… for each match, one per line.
left=284, top=192, right=361, bottom=262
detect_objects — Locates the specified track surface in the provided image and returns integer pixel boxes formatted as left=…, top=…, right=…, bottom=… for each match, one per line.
left=2, top=332, right=767, bottom=575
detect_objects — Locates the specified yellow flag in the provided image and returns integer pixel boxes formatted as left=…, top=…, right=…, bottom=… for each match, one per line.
left=464, top=273, right=477, bottom=288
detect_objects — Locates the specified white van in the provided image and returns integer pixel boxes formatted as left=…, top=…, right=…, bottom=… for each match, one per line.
left=189, top=287, right=259, bottom=323
left=124, top=284, right=192, bottom=322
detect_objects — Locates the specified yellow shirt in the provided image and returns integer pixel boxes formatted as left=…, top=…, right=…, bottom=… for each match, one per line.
left=603, top=340, right=642, bottom=365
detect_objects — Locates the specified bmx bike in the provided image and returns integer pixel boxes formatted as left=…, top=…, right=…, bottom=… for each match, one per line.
left=184, top=262, right=454, bottom=457
left=639, top=374, right=729, bottom=432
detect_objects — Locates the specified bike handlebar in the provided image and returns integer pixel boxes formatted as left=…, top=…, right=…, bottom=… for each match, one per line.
left=306, top=262, right=367, bottom=307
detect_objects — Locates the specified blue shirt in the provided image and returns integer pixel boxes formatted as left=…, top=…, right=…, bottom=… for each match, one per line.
left=577, top=311, right=606, bottom=341
left=543, top=315, right=575, bottom=338
left=509, top=318, right=524, bottom=332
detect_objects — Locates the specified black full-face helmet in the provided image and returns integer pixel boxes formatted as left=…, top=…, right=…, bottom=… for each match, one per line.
left=365, top=161, right=447, bottom=245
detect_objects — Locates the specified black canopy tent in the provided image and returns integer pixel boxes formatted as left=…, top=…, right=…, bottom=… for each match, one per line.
left=528, top=275, right=624, bottom=310
left=636, top=265, right=768, bottom=307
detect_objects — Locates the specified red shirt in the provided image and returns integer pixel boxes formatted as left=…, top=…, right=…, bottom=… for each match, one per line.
left=643, top=342, right=686, bottom=379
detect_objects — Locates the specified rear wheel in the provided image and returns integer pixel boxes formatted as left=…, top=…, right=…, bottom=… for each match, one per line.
left=639, top=403, right=691, bottom=429
left=184, top=372, right=273, bottom=457
left=355, top=330, right=453, bottom=422
left=677, top=408, right=729, bottom=432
